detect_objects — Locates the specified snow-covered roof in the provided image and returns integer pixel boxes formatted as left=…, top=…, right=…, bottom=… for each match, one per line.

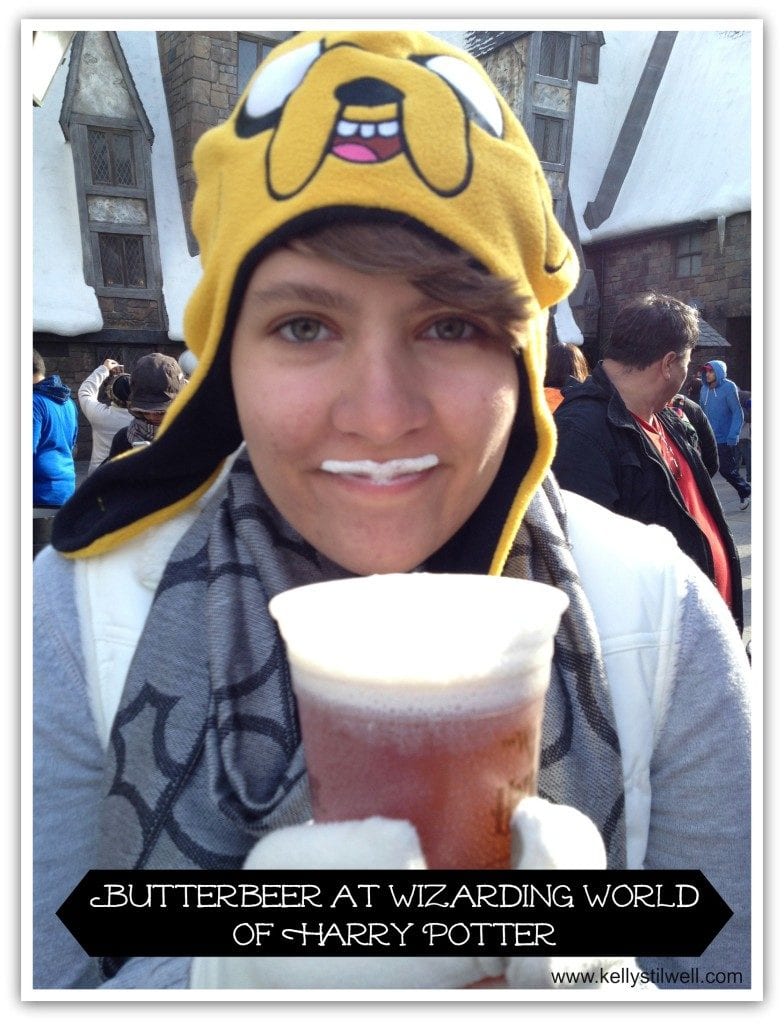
left=32, top=41, right=103, bottom=336
left=31, top=28, right=753, bottom=340
left=32, top=31, right=200, bottom=340
left=570, top=29, right=752, bottom=245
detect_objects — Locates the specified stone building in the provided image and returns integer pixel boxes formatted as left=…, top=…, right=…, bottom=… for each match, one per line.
left=568, top=29, right=753, bottom=384
left=467, top=28, right=753, bottom=386
left=32, top=28, right=294, bottom=459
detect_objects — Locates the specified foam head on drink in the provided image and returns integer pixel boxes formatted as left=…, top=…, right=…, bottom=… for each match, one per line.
left=269, top=573, right=568, bottom=870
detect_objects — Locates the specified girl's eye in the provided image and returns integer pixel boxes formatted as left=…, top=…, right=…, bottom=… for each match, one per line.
left=278, top=317, right=331, bottom=343
left=423, top=317, right=479, bottom=341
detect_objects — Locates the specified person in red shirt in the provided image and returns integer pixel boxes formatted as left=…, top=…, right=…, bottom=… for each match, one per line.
left=553, top=293, right=743, bottom=630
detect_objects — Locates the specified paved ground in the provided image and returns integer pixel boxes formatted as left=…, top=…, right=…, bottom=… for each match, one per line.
left=66, top=458, right=754, bottom=643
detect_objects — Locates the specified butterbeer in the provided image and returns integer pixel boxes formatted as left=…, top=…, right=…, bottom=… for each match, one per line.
left=269, top=573, right=568, bottom=870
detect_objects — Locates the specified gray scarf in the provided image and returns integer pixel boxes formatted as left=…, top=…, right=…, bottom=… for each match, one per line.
left=98, top=452, right=626, bottom=881
left=126, top=416, right=157, bottom=446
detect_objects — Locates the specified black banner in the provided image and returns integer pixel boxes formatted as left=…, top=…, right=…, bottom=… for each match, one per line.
left=56, top=870, right=732, bottom=959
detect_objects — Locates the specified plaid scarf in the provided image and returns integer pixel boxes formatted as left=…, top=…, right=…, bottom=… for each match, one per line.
left=125, top=416, right=157, bottom=447
left=97, top=451, right=626, bottom=891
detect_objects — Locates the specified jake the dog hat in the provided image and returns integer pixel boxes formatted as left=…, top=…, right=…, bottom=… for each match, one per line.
left=53, top=30, right=578, bottom=561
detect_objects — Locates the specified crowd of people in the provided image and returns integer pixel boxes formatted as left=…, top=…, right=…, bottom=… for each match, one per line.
left=34, top=350, right=195, bottom=496
left=32, top=29, right=752, bottom=995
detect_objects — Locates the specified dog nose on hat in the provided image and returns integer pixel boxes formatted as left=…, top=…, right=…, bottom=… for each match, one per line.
left=334, top=78, right=404, bottom=107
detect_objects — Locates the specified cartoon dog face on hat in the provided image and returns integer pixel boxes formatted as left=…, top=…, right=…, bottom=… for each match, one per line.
left=186, top=32, right=577, bottom=369
left=236, top=33, right=506, bottom=199
left=55, top=31, right=578, bottom=559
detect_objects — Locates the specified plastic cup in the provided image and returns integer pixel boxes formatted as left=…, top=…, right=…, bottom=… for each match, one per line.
left=269, top=573, right=568, bottom=870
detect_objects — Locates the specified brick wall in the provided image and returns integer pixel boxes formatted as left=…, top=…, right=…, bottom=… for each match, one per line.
left=585, top=211, right=752, bottom=359
left=158, top=31, right=239, bottom=255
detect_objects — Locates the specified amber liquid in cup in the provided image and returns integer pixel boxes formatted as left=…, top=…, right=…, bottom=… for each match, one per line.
left=296, top=681, right=545, bottom=870
left=269, top=574, right=568, bottom=871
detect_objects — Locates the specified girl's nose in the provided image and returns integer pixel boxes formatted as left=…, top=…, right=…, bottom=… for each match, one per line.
left=331, top=342, right=430, bottom=445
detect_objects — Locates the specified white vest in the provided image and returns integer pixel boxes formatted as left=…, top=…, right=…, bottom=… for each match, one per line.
left=75, top=482, right=682, bottom=870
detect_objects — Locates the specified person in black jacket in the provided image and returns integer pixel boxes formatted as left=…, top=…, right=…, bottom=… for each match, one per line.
left=106, top=353, right=185, bottom=461
left=552, top=293, right=743, bottom=631
left=669, top=392, right=719, bottom=477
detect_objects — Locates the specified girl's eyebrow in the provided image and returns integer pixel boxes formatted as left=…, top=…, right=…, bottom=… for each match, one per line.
left=245, top=281, right=453, bottom=315
left=246, top=281, right=355, bottom=310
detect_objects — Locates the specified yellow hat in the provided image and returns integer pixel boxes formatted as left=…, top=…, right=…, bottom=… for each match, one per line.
left=53, top=30, right=578, bottom=559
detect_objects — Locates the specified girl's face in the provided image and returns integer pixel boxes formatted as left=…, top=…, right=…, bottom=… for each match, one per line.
left=230, top=247, right=521, bottom=575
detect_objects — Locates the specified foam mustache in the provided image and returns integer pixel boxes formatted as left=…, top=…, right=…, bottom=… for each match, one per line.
left=321, top=454, right=439, bottom=483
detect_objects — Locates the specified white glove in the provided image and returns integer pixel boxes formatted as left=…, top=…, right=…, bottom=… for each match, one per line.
left=190, top=799, right=651, bottom=990
left=504, top=798, right=650, bottom=989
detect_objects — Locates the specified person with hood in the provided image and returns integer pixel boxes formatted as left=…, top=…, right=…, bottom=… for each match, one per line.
left=32, top=348, right=78, bottom=507
left=33, top=32, right=750, bottom=992
left=699, top=360, right=751, bottom=509
left=105, top=352, right=185, bottom=460
left=77, top=358, right=133, bottom=473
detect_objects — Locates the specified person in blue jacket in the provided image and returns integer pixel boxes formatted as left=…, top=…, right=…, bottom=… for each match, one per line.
left=699, top=360, right=751, bottom=509
left=33, top=349, right=79, bottom=508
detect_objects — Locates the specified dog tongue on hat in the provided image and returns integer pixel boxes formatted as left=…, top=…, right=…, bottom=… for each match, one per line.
left=331, top=133, right=402, bottom=163
left=333, top=141, right=378, bottom=163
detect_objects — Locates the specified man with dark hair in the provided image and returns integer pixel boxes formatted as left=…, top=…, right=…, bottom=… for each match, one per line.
left=33, top=348, right=79, bottom=508
left=552, top=293, right=743, bottom=631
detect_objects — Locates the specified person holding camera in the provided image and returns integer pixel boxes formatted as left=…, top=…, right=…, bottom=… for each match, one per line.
left=77, top=358, right=133, bottom=473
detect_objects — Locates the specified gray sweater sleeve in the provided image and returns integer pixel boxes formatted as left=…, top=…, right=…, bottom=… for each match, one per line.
left=33, top=546, right=192, bottom=990
left=639, top=573, right=752, bottom=988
